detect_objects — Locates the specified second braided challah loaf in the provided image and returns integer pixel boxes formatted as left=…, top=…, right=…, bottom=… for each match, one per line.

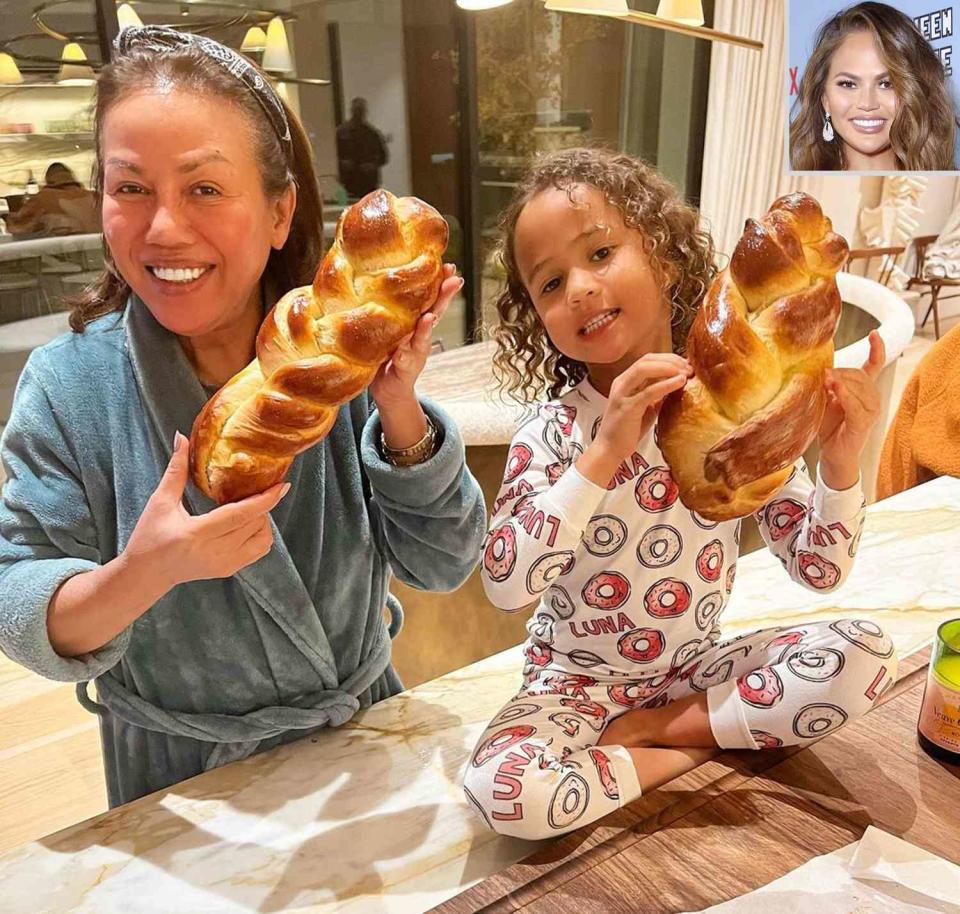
left=190, top=189, right=448, bottom=504
left=656, top=192, right=848, bottom=521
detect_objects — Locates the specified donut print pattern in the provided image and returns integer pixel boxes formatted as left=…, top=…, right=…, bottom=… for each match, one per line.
left=616, top=627, right=666, bottom=664
left=644, top=578, right=692, bottom=618
left=763, top=498, right=806, bottom=542
left=472, top=724, right=536, bottom=766
left=797, top=551, right=841, bottom=590
left=792, top=703, right=848, bottom=739
left=588, top=748, right=619, bottom=800
left=635, top=467, right=679, bottom=512
left=786, top=648, right=845, bottom=681
left=695, top=591, right=724, bottom=632
left=503, top=443, right=533, bottom=483
left=582, top=571, right=631, bottom=611
left=636, top=525, right=682, bottom=568
left=696, top=540, right=724, bottom=583
left=829, top=619, right=894, bottom=658
left=548, top=772, right=590, bottom=830
left=737, top=667, right=784, bottom=708
left=526, top=551, right=575, bottom=594
left=483, top=525, right=517, bottom=582
left=583, top=515, right=629, bottom=557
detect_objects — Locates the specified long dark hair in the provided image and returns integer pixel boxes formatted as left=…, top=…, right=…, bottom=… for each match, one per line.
left=790, top=2, right=957, bottom=171
left=68, top=42, right=323, bottom=332
left=491, top=147, right=716, bottom=404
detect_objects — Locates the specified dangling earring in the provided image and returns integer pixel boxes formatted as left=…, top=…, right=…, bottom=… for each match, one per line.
left=822, top=112, right=835, bottom=142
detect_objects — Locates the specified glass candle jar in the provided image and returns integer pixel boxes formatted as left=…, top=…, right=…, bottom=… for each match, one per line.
left=917, top=618, right=960, bottom=763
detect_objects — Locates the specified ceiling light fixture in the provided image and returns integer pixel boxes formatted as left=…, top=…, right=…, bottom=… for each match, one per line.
left=56, top=42, right=96, bottom=85
left=0, top=52, right=24, bottom=85
left=261, top=16, right=292, bottom=73
left=543, top=0, right=762, bottom=50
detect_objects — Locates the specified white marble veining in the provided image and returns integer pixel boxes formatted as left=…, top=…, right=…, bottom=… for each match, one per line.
left=2, top=477, right=958, bottom=914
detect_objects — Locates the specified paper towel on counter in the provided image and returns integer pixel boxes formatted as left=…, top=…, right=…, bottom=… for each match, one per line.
left=684, top=826, right=960, bottom=913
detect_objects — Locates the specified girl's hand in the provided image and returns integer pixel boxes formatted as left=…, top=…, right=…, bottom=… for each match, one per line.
left=369, top=264, right=463, bottom=410
left=817, top=329, right=885, bottom=490
left=577, top=353, right=693, bottom=487
left=121, top=432, right=289, bottom=590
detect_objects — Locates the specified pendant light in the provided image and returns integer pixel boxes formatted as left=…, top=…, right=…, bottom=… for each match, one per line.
left=0, top=52, right=23, bottom=85
left=56, top=42, right=96, bottom=86
left=241, top=26, right=267, bottom=53
left=456, top=0, right=515, bottom=9
left=116, top=3, right=144, bottom=30
left=261, top=16, right=293, bottom=73
left=656, top=0, right=704, bottom=26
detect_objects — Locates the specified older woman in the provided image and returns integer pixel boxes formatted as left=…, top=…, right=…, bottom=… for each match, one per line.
left=0, top=27, right=485, bottom=807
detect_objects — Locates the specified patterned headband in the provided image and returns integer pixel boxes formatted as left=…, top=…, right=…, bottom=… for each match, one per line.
left=114, top=25, right=293, bottom=160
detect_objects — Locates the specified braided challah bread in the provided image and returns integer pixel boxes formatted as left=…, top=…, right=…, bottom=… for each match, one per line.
left=656, top=192, right=848, bottom=522
left=189, top=189, right=448, bottom=504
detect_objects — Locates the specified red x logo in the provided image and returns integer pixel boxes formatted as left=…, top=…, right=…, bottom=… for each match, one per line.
left=789, top=66, right=799, bottom=95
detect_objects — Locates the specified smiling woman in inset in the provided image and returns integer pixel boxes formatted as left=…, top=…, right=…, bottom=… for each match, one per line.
left=790, top=2, right=958, bottom=171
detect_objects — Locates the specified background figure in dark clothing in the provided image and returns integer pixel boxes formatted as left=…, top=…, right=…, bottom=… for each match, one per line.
left=336, top=97, right=389, bottom=198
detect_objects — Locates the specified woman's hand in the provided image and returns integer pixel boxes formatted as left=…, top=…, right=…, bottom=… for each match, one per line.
left=122, top=432, right=289, bottom=590
left=369, top=263, right=462, bottom=411
left=576, top=354, right=693, bottom=488
left=817, top=329, right=886, bottom=490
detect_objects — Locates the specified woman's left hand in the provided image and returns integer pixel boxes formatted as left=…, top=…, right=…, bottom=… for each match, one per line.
left=369, top=263, right=463, bottom=409
left=817, top=329, right=886, bottom=490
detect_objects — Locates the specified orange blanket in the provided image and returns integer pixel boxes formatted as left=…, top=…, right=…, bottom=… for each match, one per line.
left=877, top=323, right=960, bottom=499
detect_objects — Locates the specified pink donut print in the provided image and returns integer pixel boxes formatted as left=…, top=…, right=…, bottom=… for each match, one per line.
left=546, top=462, right=565, bottom=486
left=483, top=525, right=517, bottom=582
left=724, top=564, right=736, bottom=595
left=607, top=670, right=677, bottom=707
left=797, top=551, right=841, bottom=590
left=696, top=540, right=724, bottom=583
left=503, top=443, right=533, bottom=483
left=644, top=578, right=692, bottom=618
left=560, top=697, right=608, bottom=728
left=524, top=642, right=553, bottom=668
left=472, top=724, right=536, bottom=767
left=737, top=666, right=784, bottom=708
left=582, top=571, right=631, bottom=611
left=635, top=466, right=679, bottom=512
left=751, top=729, right=784, bottom=749
left=543, top=403, right=576, bottom=435
left=764, top=498, right=806, bottom=542
left=588, top=748, right=619, bottom=800
left=617, top=627, right=666, bottom=664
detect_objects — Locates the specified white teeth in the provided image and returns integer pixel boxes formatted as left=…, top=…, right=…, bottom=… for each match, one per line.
left=150, top=266, right=207, bottom=283
left=853, top=119, right=883, bottom=127
left=582, top=310, right=619, bottom=335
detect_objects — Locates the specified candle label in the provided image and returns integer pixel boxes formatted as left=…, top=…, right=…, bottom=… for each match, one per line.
left=918, top=669, right=960, bottom=754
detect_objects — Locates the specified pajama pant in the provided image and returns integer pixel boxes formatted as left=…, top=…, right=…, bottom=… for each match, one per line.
left=463, top=619, right=897, bottom=841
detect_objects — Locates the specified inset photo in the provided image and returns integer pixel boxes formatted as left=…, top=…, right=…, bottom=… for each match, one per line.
left=788, top=1, right=960, bottom=172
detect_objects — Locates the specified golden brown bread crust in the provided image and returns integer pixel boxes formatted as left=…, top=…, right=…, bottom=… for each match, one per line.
left=655, top=192, right=847, bottom=521
left=189, top=189, right=449, bottom=504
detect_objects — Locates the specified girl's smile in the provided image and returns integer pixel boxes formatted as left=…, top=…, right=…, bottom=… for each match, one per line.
left=514, top=183, right=672, bottom=392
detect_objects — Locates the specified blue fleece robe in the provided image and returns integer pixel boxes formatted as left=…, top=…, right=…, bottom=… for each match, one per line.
left=0, top=295, right=485, bottom=806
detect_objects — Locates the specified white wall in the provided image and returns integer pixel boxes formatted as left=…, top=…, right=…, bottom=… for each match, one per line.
left=326, top=0, right=412, bottom=196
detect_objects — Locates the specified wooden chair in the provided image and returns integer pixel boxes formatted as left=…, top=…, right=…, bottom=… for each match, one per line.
left=905, top=233, right=960, bottom=340
left=843, top=244, right=906, bottom=287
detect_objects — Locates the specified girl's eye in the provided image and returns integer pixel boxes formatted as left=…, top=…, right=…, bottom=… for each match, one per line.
left=114, top=183, right=145, bottom=195
left=837, top=79, right=856, bottom=89
left=541, top=277, right=560, bottom=295
left=879, top=79, right=893, bottom=90
left=193, top=184, right=221, bottom=197
left=591, top=246, right=612, bottom=261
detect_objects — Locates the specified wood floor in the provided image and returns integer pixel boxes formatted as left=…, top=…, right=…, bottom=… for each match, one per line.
left=0, top=313, right=953, bottom=856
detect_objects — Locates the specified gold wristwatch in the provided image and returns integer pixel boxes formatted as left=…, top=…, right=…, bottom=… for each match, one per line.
left=381, top=415, right=439, bottom=467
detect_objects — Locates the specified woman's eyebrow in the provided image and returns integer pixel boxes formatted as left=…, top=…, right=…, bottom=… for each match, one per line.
left=833, top=71, right=890, bottom=80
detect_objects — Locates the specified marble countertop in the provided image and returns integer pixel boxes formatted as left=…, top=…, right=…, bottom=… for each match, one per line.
left=3, top=476, right=958, bottom=914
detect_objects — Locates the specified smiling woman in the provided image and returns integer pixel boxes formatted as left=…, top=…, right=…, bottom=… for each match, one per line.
left=790, top=1, right=958, bottom=171
left=0, top=27, right=484, bottom=809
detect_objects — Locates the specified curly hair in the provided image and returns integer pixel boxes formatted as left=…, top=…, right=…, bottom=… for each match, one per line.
left=491, top=147, right=717, bottom=404
left=790, top=2, right=957, bottom=171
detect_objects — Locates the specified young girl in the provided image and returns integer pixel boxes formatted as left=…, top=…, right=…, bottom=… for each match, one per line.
left=464, top=148, right=894, bottom=841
